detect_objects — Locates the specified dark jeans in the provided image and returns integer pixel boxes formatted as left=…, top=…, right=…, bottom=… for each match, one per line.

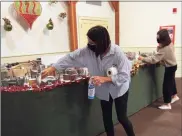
left=100, top=91, right=135, bottom=136
left=163, top=65, right=177, bottom=103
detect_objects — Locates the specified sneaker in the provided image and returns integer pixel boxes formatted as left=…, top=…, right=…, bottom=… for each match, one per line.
left=171, top=96, right=180, bottom=104
left=158, top=105, right=171, bottom=110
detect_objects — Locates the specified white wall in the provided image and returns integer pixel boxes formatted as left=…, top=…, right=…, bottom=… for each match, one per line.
left=1, top=2, right=70, bottom=58
left=119, top=2, right=181, bottom=47
left=119, top=2, right=182, bottom=77
left=1, top=1, right=115, bottom=65
left=1, top=2, right=181, bottom=77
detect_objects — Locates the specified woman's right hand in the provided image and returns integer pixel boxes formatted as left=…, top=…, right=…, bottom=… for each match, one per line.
left=41, top=66, right=56, bottom=79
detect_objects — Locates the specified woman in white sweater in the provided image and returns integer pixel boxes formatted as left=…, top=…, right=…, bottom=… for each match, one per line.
left=139, top=29, right=179, bottom=110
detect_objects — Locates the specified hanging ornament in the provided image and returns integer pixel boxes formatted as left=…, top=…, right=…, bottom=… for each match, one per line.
left=46, top=18, right=54, bottom=30
left=2, top=18, right=13, bottom=31
left=49, top=0, right=58, bottom=5
left=59, top=12, right=67, bottom=19
left=14, top=1, right=42, bottom=29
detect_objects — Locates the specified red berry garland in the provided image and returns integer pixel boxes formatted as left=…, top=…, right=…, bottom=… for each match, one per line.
left=0, top=77, right=90, bottom=93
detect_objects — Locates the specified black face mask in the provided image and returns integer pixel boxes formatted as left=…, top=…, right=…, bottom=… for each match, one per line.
left=87, top=43, right=109, bottom=57
left=157, top=38, right=161, bottom=43
left=87, top=43, right=101, bottom=57
left=87, top=43, right=96, bottom=52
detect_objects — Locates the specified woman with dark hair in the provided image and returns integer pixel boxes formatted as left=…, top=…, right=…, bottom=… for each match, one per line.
left=139, top=29, right=179, bottom=110
left=42, top=25, right=135, bottom=136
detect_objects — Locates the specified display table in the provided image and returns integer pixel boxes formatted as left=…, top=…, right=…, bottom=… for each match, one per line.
left=1, top=65, right=164, bottom=136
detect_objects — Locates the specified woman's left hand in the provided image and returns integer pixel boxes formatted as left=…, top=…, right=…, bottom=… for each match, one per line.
left=92, top=76, right=111, bottom=86
left=138, top=56, right=144, bottom=60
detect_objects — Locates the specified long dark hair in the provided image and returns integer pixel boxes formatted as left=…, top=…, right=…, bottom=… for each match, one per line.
left=87, top=25, right=111, bottom=57
left=157, top=29, right=171, bottom=47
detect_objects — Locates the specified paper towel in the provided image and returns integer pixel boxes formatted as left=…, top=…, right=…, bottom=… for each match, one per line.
left=106, top=67, right=118, bottom=77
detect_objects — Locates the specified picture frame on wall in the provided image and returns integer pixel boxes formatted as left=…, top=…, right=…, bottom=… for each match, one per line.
left=159, top=25, right=175, bottom=45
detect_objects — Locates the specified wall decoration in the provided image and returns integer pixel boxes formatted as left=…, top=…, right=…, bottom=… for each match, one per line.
left=49, top=0, right=57, bottom=5
left=13, top=1, right=42, bottom=29
left=46, top=18, right=54, bottom=30
left=159, top=25, right=175, bottom=45
left=59, top=12, right=67, bottom=19
left=2, top=18, right=13, bottom=31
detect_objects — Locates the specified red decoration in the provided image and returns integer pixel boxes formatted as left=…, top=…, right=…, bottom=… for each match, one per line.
left=0, top=77, right=90, bottom=93
left=14, top=1, right=42, bottom=29
left=159, top=25, right=175, bottom=45
left=173, top=8, right=177, bottom=14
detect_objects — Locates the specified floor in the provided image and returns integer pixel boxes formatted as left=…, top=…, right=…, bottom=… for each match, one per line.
left=100, top=78, right=182, bottom=136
